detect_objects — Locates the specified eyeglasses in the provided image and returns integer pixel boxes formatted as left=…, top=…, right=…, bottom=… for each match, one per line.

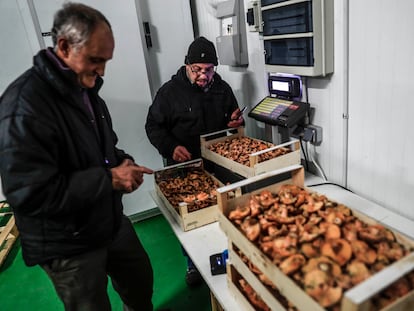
left=190, top=65, right=216, bottom=76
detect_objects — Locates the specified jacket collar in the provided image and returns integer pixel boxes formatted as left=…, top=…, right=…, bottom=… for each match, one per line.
left=33, top=48, right=103, bottom=97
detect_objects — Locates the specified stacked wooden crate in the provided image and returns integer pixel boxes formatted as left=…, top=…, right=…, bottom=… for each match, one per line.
left=216, top=165, right=414, bottom=311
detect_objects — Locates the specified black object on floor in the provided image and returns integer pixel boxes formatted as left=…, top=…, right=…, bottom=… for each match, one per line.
left=185, top=267, right=203, bottom=287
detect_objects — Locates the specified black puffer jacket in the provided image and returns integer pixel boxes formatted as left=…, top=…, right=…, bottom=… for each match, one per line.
left=145, top=66, right=238, bottom=164
left=0, top=49, right=131, bottom=266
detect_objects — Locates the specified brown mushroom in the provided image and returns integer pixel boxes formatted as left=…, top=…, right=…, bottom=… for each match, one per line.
left=249, top=196, right=263, bottom=217
left=258, top=190, right=277, bottom=208
left=350, top=240, right=377, bottom=264
left=301, top=242, right=320, bottom=258
left=318, top=287, right=343, bottom=308
left=358, top=224, right=392, bottom=243
left=302, top=256, right=342, bottom=277
left=320, top=222, right=342, bottom=240
left=240, top=217, right=261, bottom=242
left=279, top=254, right=306, bottom=275
left=321, top=239, right=352, bottom=266
left=346, top=260, right=371, bottom=285
left=229, top=204, right=250, bottom=220
left=303, top=270, right=342, bottom=308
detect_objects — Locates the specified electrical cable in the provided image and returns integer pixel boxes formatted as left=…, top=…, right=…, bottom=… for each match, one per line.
left=303, top=76, right=311, bottom=125
left=299, top=137, right=309, bottom=171
left=307, top=140, right=327, bottom=182
left=306, top=182, right=353, bottom=193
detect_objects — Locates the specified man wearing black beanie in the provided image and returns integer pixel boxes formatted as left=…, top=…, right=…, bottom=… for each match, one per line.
left=146, top=36, right=243, bottom=165
left=145, top=36, right=243, bottom=286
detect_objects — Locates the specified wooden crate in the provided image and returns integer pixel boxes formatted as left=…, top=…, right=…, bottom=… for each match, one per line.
left=0, top=202, right=19, bottom=267
left=216, top=165, right=414, bottom=311
left=227, top=242, right=297, bottom=311
left=154, top=159, right=224, bottom=231
left=200, top=127, right=300, bottom=178
left=210, top=291, right=225, bottom=311
left=227, top=263, right=266, bottom=311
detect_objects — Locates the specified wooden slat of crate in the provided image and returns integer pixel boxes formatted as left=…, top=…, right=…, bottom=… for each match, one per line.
left=155, top=182, right=219, bottom=231
left=0, top=215, right=19, bottom=267
left=210, top=291, right=225, bottom=311
left=216, top=165, right=414, bottom=311
left=226, top=264, right=257, bottom=311
left=200, top=127, right=301, bottom=178
left=229, top=244, right=290, bottom=310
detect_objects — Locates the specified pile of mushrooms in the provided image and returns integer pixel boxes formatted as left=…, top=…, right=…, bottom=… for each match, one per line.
left=207, top=136, right=291, bottom=166
left=228, top=184, right=414, bottom=310
left=156, top=169, right=220, bottom=212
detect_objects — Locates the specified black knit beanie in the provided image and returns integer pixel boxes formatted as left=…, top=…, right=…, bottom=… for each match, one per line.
left=185, top=36, right=218, bottom=66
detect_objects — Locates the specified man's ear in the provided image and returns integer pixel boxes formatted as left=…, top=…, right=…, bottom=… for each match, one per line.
left=57, top=37, right=70, bottom=58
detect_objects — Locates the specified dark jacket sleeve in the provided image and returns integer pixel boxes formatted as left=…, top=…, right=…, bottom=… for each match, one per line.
left=145, top=90, right=179, bottom=159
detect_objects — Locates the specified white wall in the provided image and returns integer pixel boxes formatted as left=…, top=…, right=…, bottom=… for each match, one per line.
left=192, top=0, right=414, bottom=221
left=139, top=0, right=194, bottom=95
left=0, top=0, right=38, bottom=201
left=347, top=0, right=414, bottom=219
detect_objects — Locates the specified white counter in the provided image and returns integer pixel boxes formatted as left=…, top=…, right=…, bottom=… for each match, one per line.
left=150, top=175, right=414, bottom=310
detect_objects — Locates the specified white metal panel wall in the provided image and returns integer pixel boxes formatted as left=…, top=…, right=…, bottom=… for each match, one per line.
left=0, top=1, right=34, bottom=94
left=348, top=0, right=414, bottom=220
left=0, top=0, right=38, bottom=201
left=140, top=0, right=194, bottom=95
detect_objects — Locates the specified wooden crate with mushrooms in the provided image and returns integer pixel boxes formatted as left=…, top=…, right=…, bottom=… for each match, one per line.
left=154, top=159, right=225, bottom=231
left=200, top=127, right=300, bottom=178
left=216, top=164, right=414, bottom=311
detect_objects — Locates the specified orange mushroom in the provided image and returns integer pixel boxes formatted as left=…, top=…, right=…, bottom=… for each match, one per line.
left=303, top=269, right=342, bottom=308
left=229, top=204, right=250, bottom=220
left=321, top=238, right=352, bottom=266
left=240, top=217, right=261, bottom=242
left=279, top=254, right=306, bottom=275
left=302, top=256, right=342, bottom=278
left=350, top=240, right=377, bottom=264
left=346, top=260, right=371, bottom=285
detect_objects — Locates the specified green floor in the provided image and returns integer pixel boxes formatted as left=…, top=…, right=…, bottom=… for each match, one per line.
left=0, top=214, right=211, bottom=311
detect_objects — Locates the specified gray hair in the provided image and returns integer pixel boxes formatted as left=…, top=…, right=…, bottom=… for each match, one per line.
left=51, top=2, right=111, bottom=51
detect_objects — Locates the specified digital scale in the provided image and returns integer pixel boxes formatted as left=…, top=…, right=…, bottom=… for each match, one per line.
left=248, top=74, right=310, bottom=143
left=248, top=96, right=309, bottom=128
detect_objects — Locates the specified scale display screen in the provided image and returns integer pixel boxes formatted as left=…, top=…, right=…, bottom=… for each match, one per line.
left=248, top=96, right=309, bottom=128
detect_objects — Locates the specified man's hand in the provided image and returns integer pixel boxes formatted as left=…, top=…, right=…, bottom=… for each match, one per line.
left=173, top=145, right=192, bottom=162
left=110, top=159, right=153, bottom=193
left=227, top=107, right=244, bottom=128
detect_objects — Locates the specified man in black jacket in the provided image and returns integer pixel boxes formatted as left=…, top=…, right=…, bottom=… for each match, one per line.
left=0, top=3, right=153, bottom=311
left=145, top=37, right=244, bottom=286
left=145, top=36, right=244, bottom=166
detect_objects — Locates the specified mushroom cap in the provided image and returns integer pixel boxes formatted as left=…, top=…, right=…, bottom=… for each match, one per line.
left=346, top=260, right=371, bottom=285
left=229, top=204, right=250, bottom=220
left=240, top=217, right=261, bottom=242
left=350, top=239, right=377, bottom=264
left=304, top=270, right=342, bottom=308
left=302, top=256, right=342, bottom=277
left=279, top=254, right=306, bottom=275
left=321, top=238, right=352, bottom=266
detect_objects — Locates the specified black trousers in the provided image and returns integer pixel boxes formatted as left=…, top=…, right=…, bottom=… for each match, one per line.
left=41, top=216, right=153, bottom=311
